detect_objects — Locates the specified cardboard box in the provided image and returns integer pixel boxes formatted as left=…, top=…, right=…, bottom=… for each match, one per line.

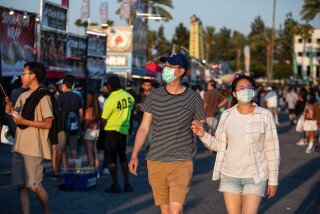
left=63, top=167, right=97, bottom=191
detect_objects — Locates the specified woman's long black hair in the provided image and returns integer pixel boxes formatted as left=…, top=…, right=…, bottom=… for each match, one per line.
left=307, top=87, right=316, bottom=104
left=230, top=73, right=257, bottom=107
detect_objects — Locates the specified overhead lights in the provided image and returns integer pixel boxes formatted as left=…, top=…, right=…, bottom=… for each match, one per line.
left=35, top=15, right=41, bottom=23
left=101, top=23, right=108, bottom=28
left=22, top=11, right=28, bottom=19
left=9, top=7, right=14, bottom=15
left=147, top=16, right=167, bottom=20
left=136, top=12, right=167, bottom=20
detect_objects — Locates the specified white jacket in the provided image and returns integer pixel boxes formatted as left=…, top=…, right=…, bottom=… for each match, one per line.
left=200, top=104, right=280, bottom=185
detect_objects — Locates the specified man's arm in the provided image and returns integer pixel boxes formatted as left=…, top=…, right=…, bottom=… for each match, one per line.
left=78, top=107, right=83, bottom=125
left=8, top=95, right=53, bottom=129
left=217, top=97, right=228, bottom=109
left=12, top=114, right=53, bottom=129
left=128, top=112, right=152, bottom=175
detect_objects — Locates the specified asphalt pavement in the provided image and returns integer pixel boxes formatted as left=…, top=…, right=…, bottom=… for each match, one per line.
left=0, top=111, right=320, bottom=214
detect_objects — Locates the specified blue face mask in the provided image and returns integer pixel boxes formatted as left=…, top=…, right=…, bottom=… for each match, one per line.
left=162, top=67, right=177, bottom=83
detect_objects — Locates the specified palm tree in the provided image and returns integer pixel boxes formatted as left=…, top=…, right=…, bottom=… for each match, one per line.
left=300, top=0, right=320, bottom=21
left=250, top=27, right=273, bottom=81
left=298, top=23, right=314, bottom=75
left=231, top=31, right=246, bottom=72
left=172, top=23, right=190, bottom=53
left=282, top=13, right=301, bottom=76
left=285, top=13, right=300, bottom=53
left=203, top=26, right=215, bottom=63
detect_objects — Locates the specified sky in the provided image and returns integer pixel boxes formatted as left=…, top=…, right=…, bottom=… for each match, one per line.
left=1, top=0, right=319, bottom=39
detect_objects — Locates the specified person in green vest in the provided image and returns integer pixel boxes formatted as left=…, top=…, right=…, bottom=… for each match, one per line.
left=101, top=75, right=135, bottom=193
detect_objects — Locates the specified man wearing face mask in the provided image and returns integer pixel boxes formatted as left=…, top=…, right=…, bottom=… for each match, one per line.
left=128, top=53, right=207, bottom=214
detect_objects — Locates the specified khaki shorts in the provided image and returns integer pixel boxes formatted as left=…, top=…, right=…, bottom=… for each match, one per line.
left=55, top=131, right=78, bottom=152
left=147, top=160, right=193, bottom=205
left=12, top=152, right=43, bottom=188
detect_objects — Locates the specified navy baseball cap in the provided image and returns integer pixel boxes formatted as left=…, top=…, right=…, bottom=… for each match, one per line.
left=160, top=53, right=188, bottom=71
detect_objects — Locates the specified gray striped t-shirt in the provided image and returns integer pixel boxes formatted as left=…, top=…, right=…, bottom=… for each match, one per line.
left=142, top=86, right=206, bottom=161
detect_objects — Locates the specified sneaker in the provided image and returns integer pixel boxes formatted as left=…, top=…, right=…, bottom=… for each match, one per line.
left=49, top=174, right=61, bottom=180
left=102, top=168, right=110, bottom=175
left=123, top=183, right=133, bottom=192
left=305, top=148, right=312, bottom=153
left=296, top=139, right=306, bottom=146
left=105, top=184, right=121, bottom=193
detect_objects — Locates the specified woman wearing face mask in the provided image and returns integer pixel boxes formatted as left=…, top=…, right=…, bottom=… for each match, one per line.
left=191, top=74, right=280, bottom=214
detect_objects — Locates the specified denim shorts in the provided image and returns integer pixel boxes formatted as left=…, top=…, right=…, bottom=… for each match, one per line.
left=219, top=174, right=267, bottom=197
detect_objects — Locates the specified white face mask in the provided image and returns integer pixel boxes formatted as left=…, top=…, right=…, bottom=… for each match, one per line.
left=236, top=89, right=255, bottom=103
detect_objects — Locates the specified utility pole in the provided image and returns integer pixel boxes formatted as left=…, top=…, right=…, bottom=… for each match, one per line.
left=269, top=0, right=276, bottom=83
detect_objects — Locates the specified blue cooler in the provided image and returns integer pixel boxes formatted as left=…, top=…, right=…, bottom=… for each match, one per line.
left=63, top=167, right=97, bottom=191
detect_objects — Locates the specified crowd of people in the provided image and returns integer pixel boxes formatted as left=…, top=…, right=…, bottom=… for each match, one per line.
left=0, top=55, right=318, bottom=213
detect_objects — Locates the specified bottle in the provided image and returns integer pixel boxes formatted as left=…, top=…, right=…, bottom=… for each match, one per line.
left=12, top=111, right=18, bottom=117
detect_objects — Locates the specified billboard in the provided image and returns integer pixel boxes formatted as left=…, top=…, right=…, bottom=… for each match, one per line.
left=42, top=1, right=67, bottom=32
left=86, top=31, right=106, bottom=77
left=66, top=34, right=87, bottom=60
left=189, top=15, right=204, bottom=60
left=87, top=33, right=107, bottom=57
left=107, top=26, right=132, bottom=52
left=0, top=7, right=36, bottom=76
left=40, top=29, right=67, bottom=66
left=65, top=34, right=87, bottom=77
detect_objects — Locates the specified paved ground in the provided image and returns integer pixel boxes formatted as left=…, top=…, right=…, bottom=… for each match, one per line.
left=0, top=112, right=320, bottom=214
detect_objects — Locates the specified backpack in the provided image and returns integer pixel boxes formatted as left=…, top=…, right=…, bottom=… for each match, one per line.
left=65, top=110, right=80, bottom=134
left=305, top=104, right=314, bottom=120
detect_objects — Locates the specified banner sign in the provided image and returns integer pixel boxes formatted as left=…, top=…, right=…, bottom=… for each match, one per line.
left=66, top=34, right=87, bottom=60
left=189, top=15, right=201, bottom=59
left=40, top=29, right=67, bottom=66
left=87, top=33, right=107, bottom=57
left=0, top=7, right=36, bottom=76
left=132, top=19, right=146, bottom=55
left=42, top=1, right=67, bottom=32
left=106, top=52, right=132, bottom=71
left=61, top=0, right=69, bottom=8
left=81, top=0, right=90, bottom=19
left=120, top=0, right=131, bottom=20
left=100, top=2, right=108, bottom=24
left=106, top=55, right=128, bottom=67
